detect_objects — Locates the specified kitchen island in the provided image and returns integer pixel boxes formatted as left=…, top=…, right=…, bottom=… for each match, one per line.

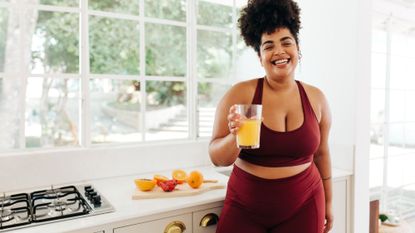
left=3, top=166, right=352, bottom=233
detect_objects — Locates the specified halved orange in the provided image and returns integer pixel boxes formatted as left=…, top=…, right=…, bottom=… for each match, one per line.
left=172, top=169, right=187, bottom=184
left=134, top=178, right=156, bottom=191
left=153, top=174, right=169, bottom=186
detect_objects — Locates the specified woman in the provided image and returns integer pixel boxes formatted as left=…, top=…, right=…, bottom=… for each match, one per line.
left=209, top=0, right=333, bottom=232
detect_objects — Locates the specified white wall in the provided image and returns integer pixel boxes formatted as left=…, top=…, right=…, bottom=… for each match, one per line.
left=0, top=140, right=211, bottom=192
left=299, top=0, right=360, bottom=170
left=298, top=0, right=372, bottom=232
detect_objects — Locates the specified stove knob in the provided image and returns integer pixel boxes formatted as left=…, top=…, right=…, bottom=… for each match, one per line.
left=85, top=188, right=94, bottom=194
left=89, top=192, right=98, bottom=200
left=85, top=189, right=94, bottom=196
left=85, top=187, right=94, bottom=193
left=93, top=195, right=102, bottom=205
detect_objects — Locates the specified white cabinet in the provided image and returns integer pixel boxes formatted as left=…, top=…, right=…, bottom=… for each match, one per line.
left=332, top=176, right=351, bottom=233
left=110, top=176, right=351, bottom=233
left=114, top=213, right=192, bottom=233
left=112, top=205, right=223, bottom=233
left=193, top=207, right=222, bottom=233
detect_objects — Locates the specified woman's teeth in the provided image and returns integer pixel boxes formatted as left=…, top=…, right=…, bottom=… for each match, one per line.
left=272, top=59, right=289, bottom=65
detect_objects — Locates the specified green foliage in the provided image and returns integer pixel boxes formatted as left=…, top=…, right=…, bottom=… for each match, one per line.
left=379, top=213, right=388, bottom=222
left=146, top=81, right=185, bottom=106
left=34, top=11, right=79, bottom=73
left=145, top=23, right=186, bottom=76
left=39, top=0, right=78, bottom=7
left=197, top=1, right=233, bottom=28
left=197, top=30, right=232, bottom=79
left=145, top=0, right=186, bottom=21
left=198, top=82, right=212, bottom=105
left=89, top=0, right=139, bottom=15
left=29, top=0, right=235, bottom=107
left=89, top=16, right=140, bottom=75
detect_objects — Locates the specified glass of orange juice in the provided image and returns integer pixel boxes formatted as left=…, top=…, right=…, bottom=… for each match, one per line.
left=236, top=104, right=262, bottom=149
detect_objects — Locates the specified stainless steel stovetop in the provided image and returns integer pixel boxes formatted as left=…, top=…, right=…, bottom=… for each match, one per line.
left=0, top=184, right=114, bottom=232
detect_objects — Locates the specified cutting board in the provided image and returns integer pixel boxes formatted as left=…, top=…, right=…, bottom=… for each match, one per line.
left=132, top=182, right=225, bottom=199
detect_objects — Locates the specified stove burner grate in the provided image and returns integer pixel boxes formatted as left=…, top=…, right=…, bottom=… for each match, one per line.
left=50, top=200, right=67, bottom=212
left=31, top=188, right=90, bottom=223
left=0, top=209, right=14, bottom=222
left=0, top=184, right=113, bottom=232
left=0, top=200, right=11, bottom=207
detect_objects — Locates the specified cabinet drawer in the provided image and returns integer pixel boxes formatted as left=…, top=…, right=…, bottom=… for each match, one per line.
left=193, top=207, right=222, bottom=233
left=332, top=179, right=348, bottom=233
left=114, top=213, right=192, bottom=233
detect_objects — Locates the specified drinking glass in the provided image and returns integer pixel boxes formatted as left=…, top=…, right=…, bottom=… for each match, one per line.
left=236, top=104, right=262, bottom=149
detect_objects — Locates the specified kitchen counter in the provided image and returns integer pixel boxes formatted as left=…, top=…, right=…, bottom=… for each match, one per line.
left=4, top=166, right=352, bottom=233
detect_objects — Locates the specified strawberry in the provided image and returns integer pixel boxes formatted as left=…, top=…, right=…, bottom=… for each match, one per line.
left=159, top=179, right=178, bottom=192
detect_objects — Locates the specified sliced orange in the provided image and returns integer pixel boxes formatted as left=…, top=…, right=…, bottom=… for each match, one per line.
left=153, top=174, right=169, bottom=186
left=187, top=170, right=204, bottom=189
left=134, top=178, right=156, bottom=191
left=172, top=169, right=187, bottom=184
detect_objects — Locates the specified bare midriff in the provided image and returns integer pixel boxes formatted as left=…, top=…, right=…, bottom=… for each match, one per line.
left=235, top=158, right=311, bottom=179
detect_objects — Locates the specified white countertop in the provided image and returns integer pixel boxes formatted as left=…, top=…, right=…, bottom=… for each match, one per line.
left=3, top=166, right=352, bottom=233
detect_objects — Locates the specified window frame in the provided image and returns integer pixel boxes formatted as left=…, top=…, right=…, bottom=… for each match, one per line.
left=370, top=20, right=415, bottom=217
left=0, top=0, right=243, bottom=153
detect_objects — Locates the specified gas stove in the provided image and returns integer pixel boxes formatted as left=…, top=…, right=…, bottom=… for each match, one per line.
left=0, top=184, right=114, bottom=232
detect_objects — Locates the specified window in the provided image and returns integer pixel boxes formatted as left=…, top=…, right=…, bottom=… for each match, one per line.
left=370, top=25, right=415, bottom=221
left=0, top=0, right=253, bottom=152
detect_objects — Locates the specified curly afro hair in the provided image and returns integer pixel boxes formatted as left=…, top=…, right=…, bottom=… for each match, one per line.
left=238, top=0, right=301, bottom=54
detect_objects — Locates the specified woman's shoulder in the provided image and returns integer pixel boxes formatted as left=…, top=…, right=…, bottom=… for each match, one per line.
left=298, top=80, right=326, bottom=101
left=298, top=81, right=330, bottom=120
left=229, top=78, right=258, bottom=95
left=222, top=78, right=261, bottom=104
left=231, top=78, right=259, bottom=91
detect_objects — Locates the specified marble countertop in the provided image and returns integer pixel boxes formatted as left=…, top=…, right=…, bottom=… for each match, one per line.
left=3, top=166, right=352, bottom=233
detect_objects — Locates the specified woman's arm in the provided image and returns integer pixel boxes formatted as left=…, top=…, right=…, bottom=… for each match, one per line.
left=209, top=82, right=252, bottom=166
left=313, top=91, right=333, bottom=233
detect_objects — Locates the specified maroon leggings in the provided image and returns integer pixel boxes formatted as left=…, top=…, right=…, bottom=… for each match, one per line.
left=216, top=163, right=325, bottom=233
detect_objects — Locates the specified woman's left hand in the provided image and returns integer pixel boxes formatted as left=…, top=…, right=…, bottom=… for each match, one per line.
left=324, top=203, right=333, bottom=233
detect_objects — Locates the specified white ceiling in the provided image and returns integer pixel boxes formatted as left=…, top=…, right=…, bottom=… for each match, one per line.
left=387, top=0, right=415, bottom=8
left=373, top=0, right=415, bottom=33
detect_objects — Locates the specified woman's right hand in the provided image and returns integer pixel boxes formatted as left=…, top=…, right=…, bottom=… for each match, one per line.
left=227, top=105, right=241, bottom=135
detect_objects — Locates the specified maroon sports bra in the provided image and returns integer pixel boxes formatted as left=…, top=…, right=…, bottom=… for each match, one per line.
left=238, top=78, right=320, bottom=167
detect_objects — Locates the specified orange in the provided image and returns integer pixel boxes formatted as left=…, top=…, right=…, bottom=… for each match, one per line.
left=153, top=174, right=169, bottom=186
left=187, top=170, right=204, bottom=189
left=172, top=169, right=187, bottom=184
left=134, top=178, right=156, bottom=191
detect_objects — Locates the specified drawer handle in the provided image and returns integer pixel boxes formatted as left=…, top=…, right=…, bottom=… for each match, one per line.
left=200, top=213, right=219, bottom=228
left=164, top=221, right=186, bottom=233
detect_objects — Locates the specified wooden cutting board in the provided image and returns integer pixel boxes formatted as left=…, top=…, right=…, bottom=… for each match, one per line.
left=132, top=182, right=225, bottom=199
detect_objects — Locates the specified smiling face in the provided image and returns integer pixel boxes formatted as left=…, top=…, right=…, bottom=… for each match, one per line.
left=259, top=27, right=299, bottom=81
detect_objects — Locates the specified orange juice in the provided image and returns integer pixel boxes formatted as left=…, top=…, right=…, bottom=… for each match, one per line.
left=237, top=119, right=261, bottom=149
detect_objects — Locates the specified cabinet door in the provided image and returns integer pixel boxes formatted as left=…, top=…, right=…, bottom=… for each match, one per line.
left=332, top=179, right=348, bottom=233
left=114, top=213, right=192, bottom=233
left=193, top=207, right=222, bottom=233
